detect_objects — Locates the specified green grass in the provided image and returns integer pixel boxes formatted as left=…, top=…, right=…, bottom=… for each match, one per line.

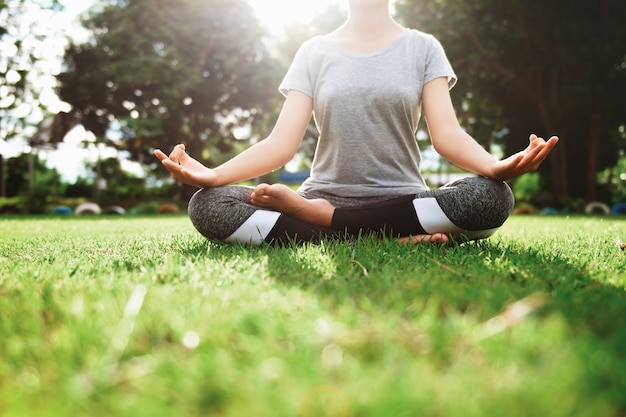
left=1, top=214, right=625, bottom=417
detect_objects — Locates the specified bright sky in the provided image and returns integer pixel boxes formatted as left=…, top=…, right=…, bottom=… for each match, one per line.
left=251, top=0, right=343, bottom=34
left=1, top=0, right=344, bottom=181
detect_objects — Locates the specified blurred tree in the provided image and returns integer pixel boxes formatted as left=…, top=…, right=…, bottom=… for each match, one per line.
left=58, top=0, right=282, bottom=195
left=89, top=156, right=149, bottom=204
left=0, top=0, right=63, bottom=140
left=5, top=152, right=62, bottom=213
left=63, top=176, right=93, bottom=200
left=275, top=3, right=346, bottom=66
left=5, top=152, right=36, bottom=198
left=397, top=0, right=626, bottom=203
left=598, top=150, right=626, bottom=205
left=1, top=1, right=88, bottom=204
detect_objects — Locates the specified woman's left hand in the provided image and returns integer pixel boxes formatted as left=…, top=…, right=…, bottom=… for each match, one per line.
left=489, top=134, right=559, bottom=181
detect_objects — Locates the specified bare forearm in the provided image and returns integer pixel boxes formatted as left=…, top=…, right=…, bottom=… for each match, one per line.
left=422, top=78, right=558, bottom=182
left=211, top=91, right=312, bottom=186
left=155, top=91, right=312, bottom=189
left=431, top=127, right=498, bottom=178
left=423, top=79, right=498, bottom=178
left=212, top=137, right=297, bottom=186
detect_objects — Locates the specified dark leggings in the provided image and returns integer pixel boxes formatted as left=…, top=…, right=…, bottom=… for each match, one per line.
left=187, top=177, right=514, bottom=246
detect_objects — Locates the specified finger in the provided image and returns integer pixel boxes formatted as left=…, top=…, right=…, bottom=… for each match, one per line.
left=510, top=148, right=547, bottom=175
left=547, top=136, right=559, bottom=146
left=161, top=157, right=183, bottom=173
left=521, top=135, right=542, bottom=155
left=519, top=142, right=545, bottom=165
left=532, top=137, right=560, bottom=162
left=498, top=136, right=559, bottom=178
left=528, top=134, right=546, bottom=150
left=168, top=144, right=186, bottom=162
left=154, top=149, right=168, bottom=162
left=524, top=147, right=554, bottom=172
left=502, top=153, right=524, bottom=169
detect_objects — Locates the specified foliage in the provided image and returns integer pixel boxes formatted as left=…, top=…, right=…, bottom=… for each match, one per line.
left=4, top=152, right=63, bottom=213
left=58, top=0, right=282, bottom=172
left=509, top=172, right=541, bottom=204
left=4, top=152, right=39, bottom=197
left=0, top=0, right=62, bottom=140
left=0, top=216, right=624, bottom=416
left=396, top=0, right=626, bottom=202
left=4, top=152, right=171, bottom=209
left=87, top=157, right=147, bottom=204
left=63, top=176, right=94, bottom=200
left=598, top=151, right=626, bottom=205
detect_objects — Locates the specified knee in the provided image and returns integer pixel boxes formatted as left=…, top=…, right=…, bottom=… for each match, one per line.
left=438, top=176, right=515, bottom=231
left=188, top=187, right=256, bottom=241
left=466, top=177, right=514, bottom=225
left=472, top=177, right=515, bottom=214
left=188, top=188, right=222, bottom=240
left=188, top=188, right=212, bottom=222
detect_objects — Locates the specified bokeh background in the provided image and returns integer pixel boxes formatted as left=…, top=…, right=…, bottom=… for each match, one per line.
left=1, top=0, right=625, bottom=214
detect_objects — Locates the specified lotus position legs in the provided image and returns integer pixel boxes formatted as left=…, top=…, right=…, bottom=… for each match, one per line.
left=250, top=183, right=450, bottom=245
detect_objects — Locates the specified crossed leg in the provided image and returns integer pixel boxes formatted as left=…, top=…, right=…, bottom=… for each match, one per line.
left=251, top=183, right=449, bottom=245
left=251, top=183, right=334, bottom=228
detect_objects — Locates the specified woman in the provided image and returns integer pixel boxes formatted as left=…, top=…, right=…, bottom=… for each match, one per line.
left=154, top=0, right=558, bottom=246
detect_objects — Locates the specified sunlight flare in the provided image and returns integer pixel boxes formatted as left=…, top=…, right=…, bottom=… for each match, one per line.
left=249, top=0, right=343, bottom=34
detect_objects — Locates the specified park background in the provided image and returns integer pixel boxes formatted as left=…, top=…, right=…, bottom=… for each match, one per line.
left=1, top=2, right=626, bottom=417
left=1, top=0, right=625, bottom=214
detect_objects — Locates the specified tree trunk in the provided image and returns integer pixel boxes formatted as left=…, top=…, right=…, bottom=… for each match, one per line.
left=536, top=98, right=568, bottom=203
left=584, top=109, right=601, bottom=203
left=549, top=145, right=568, bottom=204
left=0, top=154, right=4, bottom=198
left=52, top=168, right=58, bottom=202
left=28, top=151, right=34, bottom=199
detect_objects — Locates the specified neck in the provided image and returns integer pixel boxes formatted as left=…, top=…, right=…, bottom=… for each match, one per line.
left=343, top=2, right=400, bottom=38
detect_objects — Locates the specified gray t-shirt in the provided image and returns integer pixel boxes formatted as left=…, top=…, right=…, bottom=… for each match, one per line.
left=279, top=29, right=457, bottom=201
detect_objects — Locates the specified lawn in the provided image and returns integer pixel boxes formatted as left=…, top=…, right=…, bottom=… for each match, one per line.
left=0, top=214, right=625, bottom=417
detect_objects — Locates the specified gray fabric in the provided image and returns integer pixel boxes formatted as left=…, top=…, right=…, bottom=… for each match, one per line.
left=418, top=177, right=515, bottom=230
left=188, top=186, right=258, bottom=241
left=305, top=176, right=514, bottom=231
left=297, top=189, right=397, bottom=208
left=279, top=29, right=456, bottom=200
left=187, top=178, right=514, bottom=242
left=187, top=185, right=380, bottom=241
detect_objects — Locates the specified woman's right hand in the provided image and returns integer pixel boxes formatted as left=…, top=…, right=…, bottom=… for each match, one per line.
left=154, top=144, right=218, bottom=188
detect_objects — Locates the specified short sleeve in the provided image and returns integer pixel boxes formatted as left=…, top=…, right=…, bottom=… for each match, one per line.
left=279, top=41, right=314, bottom=98
left=424, top=35, right=457, bottom=89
